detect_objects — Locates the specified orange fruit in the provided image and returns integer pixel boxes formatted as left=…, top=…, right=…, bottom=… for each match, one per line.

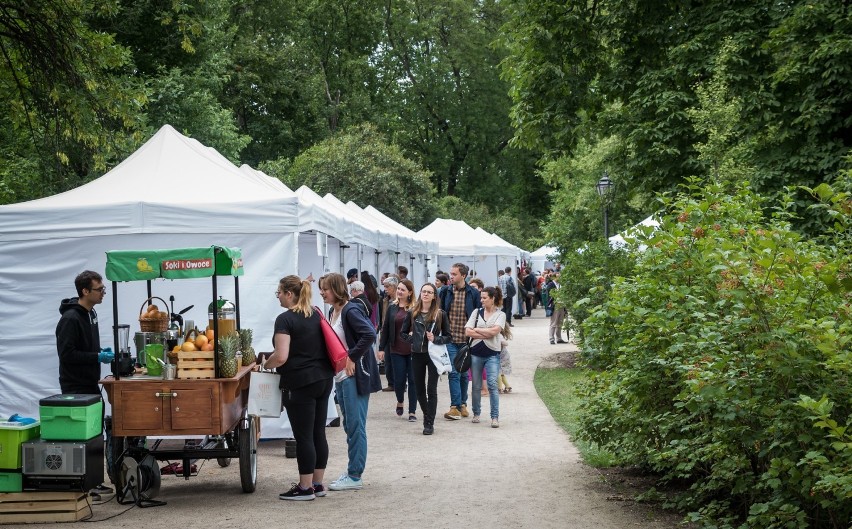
left=194, top=334, right=209, bottom=349
left=181, top=341, right=197, bottom=352
left=205, top=329, right=215, bottom=342
left=172, top=345, right=181, bottom=353
left=202, top=343, right=214, bottom=351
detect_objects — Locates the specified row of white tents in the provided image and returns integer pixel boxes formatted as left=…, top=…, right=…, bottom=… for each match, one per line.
left=0, top=124, right=530, bottom=420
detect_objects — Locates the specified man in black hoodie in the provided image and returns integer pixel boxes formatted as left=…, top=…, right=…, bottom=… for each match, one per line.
left=56, top=270, right=114, bottom=394
left=56, top=270, right=115, bottom=497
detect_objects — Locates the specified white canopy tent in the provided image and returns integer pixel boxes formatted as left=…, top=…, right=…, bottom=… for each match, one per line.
left=609, top=215, right=660, bottom=249
left=362, top=205, right=439, bottom=286
left=530, top=245, right=558, bottom=272
left=417, top=219, right=519, bottom=287
left=0, top=125, right=303, bottom=419
left=323, top=193, right=395, bottom=281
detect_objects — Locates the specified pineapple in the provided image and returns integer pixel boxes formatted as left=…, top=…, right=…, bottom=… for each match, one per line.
left=218, top=332, right=240, bottom=378
left=238, top=328, right=256, bottom=366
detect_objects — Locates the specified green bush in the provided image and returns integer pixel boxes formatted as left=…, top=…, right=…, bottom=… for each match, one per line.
left=552, top=240, right=634, bottom=346
left=577, top=178, right=852, bottom=528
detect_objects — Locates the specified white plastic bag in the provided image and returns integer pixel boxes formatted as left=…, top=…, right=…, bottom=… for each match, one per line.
left=428, top=341, right=452, bottom=375
left=248, top=371, right=282, bottom=418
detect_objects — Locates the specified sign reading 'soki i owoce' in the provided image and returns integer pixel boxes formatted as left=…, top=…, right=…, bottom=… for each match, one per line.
left=162, top=258, right=213, bottom=271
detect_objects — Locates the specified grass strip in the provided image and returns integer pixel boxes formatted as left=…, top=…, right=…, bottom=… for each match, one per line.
left=534, top=365, right=617, bottom=467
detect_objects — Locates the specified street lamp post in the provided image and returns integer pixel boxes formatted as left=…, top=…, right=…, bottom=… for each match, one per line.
left=595, top=171, right=614, bottom=239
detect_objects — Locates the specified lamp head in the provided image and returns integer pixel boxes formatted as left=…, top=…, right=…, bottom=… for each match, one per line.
left=596, top=171, right=614, bottom=198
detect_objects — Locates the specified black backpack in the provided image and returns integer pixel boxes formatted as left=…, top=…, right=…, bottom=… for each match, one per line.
left=505, top=277, right=516, bottom=298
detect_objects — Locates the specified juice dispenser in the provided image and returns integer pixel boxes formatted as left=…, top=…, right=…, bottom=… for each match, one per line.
left=208, top=296, right=236, bottom=337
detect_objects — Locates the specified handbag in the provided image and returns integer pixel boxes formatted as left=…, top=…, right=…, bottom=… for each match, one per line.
left=248, top=370, right=282, bottom=418
left=427, top=322, right=452, bottom=374
left=453, top=342, right=471, bottom=373
left=315, top=306, right=348, bottom=373
left=452, top=309, right=480, bottom=373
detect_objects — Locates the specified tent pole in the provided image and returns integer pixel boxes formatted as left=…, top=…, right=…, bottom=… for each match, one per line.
left=212, top=275, right=219, bottom=378
left=112, top=281, right=120, bottom=380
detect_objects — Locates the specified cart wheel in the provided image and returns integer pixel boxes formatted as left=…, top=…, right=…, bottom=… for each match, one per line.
left=105, top=416, right=126, bottom=486
left=216, top=438, right=231, bottom=467
left=238, top=415, right=258, bottom=493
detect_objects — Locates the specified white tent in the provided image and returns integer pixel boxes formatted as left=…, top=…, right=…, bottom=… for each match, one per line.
left=609, top=215, right=660, bottom=249
left=417, top=219, right=518, bottom=287
left=531, top=245, right=558, bottom=272
left=362, top=205, right=438, bottom=285
left=0, top=125, right=302, bottom=418
left=323, top=193, right=397, bottom=280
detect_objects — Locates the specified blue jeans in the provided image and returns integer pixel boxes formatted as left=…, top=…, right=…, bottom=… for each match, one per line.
left=446, top=342, right=470, bottom=408
left=335, top=376, right=370, bottom=478
left=391, top=353, right=417, bottom=414
left=470, top=354, right=500, bottom=419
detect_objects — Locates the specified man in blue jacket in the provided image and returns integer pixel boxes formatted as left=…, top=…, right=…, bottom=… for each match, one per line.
left=439, top=263, right=482, bottom=420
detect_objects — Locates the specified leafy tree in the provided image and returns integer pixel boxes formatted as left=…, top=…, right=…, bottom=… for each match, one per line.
left=265, top=123, right=435, bottom=229
left=95, top=0, right=249, bottom=161
left=0, top=0, right=146, bottom=202
left=377, top=0, right=540, bottom=206
left=223, top=0, right=383, bottom=165
left=501, top=0, right=852, bottom=238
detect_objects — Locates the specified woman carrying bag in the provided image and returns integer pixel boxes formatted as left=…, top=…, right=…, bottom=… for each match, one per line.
left=266, top=275, right=335, bottom=501
left=319, top=273, right=381, bottom=491
left=378, top=279, right=417, bottom=421
left=401, top=283, right=452, bottom=435
left=465, top=286, right=508, bottom=428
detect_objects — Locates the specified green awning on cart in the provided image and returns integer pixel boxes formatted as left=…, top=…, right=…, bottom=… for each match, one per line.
left=105, top=246, right=244, bottom=281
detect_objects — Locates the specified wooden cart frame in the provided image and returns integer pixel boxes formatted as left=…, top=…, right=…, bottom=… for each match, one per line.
left=99, top=246, right=257, bottom=499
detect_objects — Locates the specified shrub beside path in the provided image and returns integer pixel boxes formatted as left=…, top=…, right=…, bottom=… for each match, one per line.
left=40, top=311, right=683, bottom=528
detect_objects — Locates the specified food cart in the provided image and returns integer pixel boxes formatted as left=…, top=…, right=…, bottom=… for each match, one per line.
left=99, top=246, right=257, bottom=505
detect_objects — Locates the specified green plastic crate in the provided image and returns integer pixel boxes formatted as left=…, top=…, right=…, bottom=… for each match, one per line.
left=39, top=394, right=103, bottom=441
left=0, top=422, right=40, bottom=469
left=0, top=470, right=22, bottom=492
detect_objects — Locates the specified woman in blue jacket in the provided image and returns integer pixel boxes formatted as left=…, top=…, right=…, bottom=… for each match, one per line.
left=319, top=273, right=380, bottom=491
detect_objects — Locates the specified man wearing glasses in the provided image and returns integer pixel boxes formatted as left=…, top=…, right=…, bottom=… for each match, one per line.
left=56, top=270, right=114, bottom=394
left=55, top=270, right=115, bottom=498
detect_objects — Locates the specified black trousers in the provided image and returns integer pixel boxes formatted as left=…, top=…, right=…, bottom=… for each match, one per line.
left=282, top=378, right=333, bottom=476
left=412, top=353, right=439, bottom=427
left=502, top=297, right=513, bottom=324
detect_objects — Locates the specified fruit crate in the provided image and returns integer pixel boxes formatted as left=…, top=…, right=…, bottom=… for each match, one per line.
left=0, top=491, right=89, bottom=523
left=177, top=350, right=215, bottom=379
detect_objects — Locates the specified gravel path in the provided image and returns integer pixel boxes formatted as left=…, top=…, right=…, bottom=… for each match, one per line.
left=26, top=310, right=682, bottom=528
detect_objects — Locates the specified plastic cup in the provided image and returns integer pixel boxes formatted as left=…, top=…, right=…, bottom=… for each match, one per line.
left=145, top=344, right=164, bottom=376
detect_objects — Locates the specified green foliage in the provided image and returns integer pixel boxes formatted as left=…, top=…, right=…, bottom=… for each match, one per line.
left=0, top=0, right=147, bottom=201
left=578, top=178, right=852, bottom=527
left=552, top=241, right=634, bottom=347
left=501, top=0, right=852, bottom=238
left=274, top=123, right=435, bottom=229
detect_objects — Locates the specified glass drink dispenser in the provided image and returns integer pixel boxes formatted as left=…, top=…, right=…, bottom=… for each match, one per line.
left=208, top=296, right=236, bottom=337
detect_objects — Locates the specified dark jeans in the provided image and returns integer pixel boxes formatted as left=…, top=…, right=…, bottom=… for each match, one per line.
left=502, top=297, right=513, bottom=324
left=412, top=352, right=438, bottom=427
left=282, top=378, right=333, bottom=476
left=524, top=294, right=532, bottom=317
left=391, top=352, right=417, bottom=413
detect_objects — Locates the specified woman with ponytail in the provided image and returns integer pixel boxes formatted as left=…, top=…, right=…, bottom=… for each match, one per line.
left=266, top=275, right=335, bottom=501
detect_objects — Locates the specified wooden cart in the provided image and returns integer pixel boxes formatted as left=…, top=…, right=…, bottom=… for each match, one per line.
left=100, top=246, right=257, bottom=502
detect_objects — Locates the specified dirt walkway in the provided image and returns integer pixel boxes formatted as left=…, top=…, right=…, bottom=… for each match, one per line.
left=28, top=310, right=682, bottom=528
